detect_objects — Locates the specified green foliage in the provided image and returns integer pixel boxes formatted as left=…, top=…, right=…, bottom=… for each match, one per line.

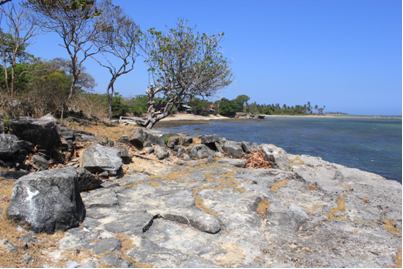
left=99, top=92, right=131, bottom=117
left=188, top=97, right=211, bottom=115
left=164, top=137, right=169, bottom=145
left=218, top=98, right=238, bottom=115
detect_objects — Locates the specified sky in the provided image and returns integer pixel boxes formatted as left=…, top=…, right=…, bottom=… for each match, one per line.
left=8, top=0, right=403, bottom=115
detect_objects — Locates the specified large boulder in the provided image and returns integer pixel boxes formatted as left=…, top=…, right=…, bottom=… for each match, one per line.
left=260, top=144, right=291, bottom=171
left=222, top=141, right=244, bottom=157
left=178, top=133, right=193, bottom=146
left=187, top=144, right=215, bottom=159
left=80, top=144, right=123, bottom=176
left=143, top=130, right=175, bottom=147
left=155, top=145, right=169, bottom=160
left=7, top=167, right=85, bottom=233
left=76, top=168, right=103, bottom=192
left=200, top=134, right=219, bottom=144
left=0, top=134, right=34, bottom=161
left=129, top=129, right=144, bottom=149
left=10, top=115, right=61, bottom=149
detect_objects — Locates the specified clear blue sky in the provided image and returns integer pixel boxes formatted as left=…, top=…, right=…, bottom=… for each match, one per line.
left=20, top=0, right=403, bottom=115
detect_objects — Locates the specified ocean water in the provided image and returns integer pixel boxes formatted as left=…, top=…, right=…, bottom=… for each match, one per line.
left=160, top=117, right=402, bottom=183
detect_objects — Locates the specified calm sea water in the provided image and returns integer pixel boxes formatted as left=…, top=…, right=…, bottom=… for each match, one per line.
left=160, top=117, right=402, bottom=183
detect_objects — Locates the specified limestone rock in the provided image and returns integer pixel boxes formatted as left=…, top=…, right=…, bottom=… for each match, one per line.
left=0, top=134, right=33, bottom=161
left=241, top=141, right=252, bottom=154
left=260, top=144, right=291, bottom=171
left=0, top=170, right=30, bottom=180
left=166, top=136, right=179, bottom=148
left=129, top=129, right=144, bottom=149
left=187, top=144, right=214, bottom=159
left=7, top=167, right=85, bottom=233
left=218, top=157, right=246, bottom=168
left=222, top=140, right=244, bottom=157
left=200, top=134, right=219, bottom=144
left=31, top=155, right=49, bottom=170
left=80, top=144, right=122, bottom=175
left=11, top=115, right=61, bottom=149
left=155, top=145, right=169, bottom=160
left=76, top=168, right=102, bottom=192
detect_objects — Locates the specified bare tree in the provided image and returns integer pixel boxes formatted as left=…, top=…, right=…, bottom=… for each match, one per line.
left=91, top=2, right=141, bottom=121
left=24, top=0, right=103, bottom=106
left=136, top=19, right=234, bottom=129
left=0, top=2, right=40, bottom=97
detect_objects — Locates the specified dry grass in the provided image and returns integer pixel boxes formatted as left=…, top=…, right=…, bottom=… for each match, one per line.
left=256, top=199, right=272, bottom=219
left=382, top=219, right=402, bottom=237
left=148, top=181, right=161, bottom=187
left=270, top=179, right=289, bottom=193
left=391, top=247, right=402, bottom=268
left=65, top=122, right=139, bottom=142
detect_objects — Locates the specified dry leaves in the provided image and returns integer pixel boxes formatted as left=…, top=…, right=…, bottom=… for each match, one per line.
left=245, top=150, right=273, bottom=169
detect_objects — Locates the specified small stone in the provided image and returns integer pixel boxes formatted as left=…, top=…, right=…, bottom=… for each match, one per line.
left=21, top=254, right=33, bottom=264
left=183, top=154, right=192, bottom=161
left=102, top=253, right=121, bottom=266
left=0, top=239, right=18, bottom=252
left=155, top=145, right=169, bottom=160
left=64, top=260, right=81, bottom=268
left=16, top=225, right=27, bottom=233
left=99, top=171, right=109, bottom=177
left=119, top=259, right=135, bottom=268
left=207, top=156, right=215, bottom=163
left=31, top=154, right=49, bottom=170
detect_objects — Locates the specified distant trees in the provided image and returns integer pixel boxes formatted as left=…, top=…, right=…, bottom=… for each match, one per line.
left=0, top=1, right=40, bottom=97
left=135, top=19, right=233, bottom=129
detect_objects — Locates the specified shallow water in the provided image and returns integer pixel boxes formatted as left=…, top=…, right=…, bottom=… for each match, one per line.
left=160, top=117, right=402, bottom=183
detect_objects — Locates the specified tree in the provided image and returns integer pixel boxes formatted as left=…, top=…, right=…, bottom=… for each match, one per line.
left=234, top=94, right=250, bottom=112
left=218, top=98, right=238, bottom=115
left=92, top=2, right=141, bottom=121
left=0, top=1, right=40, bottom=97
left=314, top=105, right=318, bottom=114
left=24, top=0, right=103, bottom=106
left=135, top=19, right=233, bottom=129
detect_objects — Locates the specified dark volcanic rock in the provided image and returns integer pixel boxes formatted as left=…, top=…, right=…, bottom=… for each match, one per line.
left=7, top=167, right=85, bottom=233
left=0, top=134, right=33, bottom=161
left=76, top=168, right=102, bottom=192
left=10, top=115, right=61, bottom=149
left=0, top=170, right=30, bottom=180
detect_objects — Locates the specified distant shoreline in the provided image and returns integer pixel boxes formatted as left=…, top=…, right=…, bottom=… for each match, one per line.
left=264, top=114, right=402, bottom=120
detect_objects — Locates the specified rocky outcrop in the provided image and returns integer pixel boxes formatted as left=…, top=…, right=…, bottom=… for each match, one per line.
left=10, top=115, right=61, bottom=149
left=7, top=167, right=85, bottom=233
left=79, top=144, right=123, bottom=176
left=222, top=140, right=244, bottom=157
left=261, top=143, right=292, bottom=171
left=0, top=134, right=34, bottom=161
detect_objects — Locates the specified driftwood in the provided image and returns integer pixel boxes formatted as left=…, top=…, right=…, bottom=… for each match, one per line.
left=131, top=153, right=163, bottom=163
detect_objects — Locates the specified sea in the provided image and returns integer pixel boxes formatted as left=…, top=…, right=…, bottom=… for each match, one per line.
left=160, top=116, right=402, bottom=184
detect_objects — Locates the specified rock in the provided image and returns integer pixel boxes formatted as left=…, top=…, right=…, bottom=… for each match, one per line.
left=187, top=144, right=214, bottom=159
left=0, top=239, right=18, bottom=252
left=143, top=141, right=152, bottom=147
left=80, top=144, right=122, bottom=175
left=117, top=147, right=131, bottom=163
left=10, top=115, right=61, bottom=149
left=177, top=147, right=185, bottom=157
left=207, top=156, right=215, bottom=163
left=119, top=260, right=134, bottom=268
left=31, top=155, right=49, bottom=170
left=266, top=203, right=309, bottom=231
left=222, top=140, right=244, bottom=157
left=0, top=134, right=33, bottom=161
left=166, top=136, right=179, bottom=148
left=214, top=142, right=224, bottom=153
left=217, top=157, right=246, bottom=168
left=0, top=170, right=30, bottom=180
left=155, top=145, right=169, bottom=160
left=22, top=233, right=39, bottom=243
left=87, top=238, right=121, bottom=255
left=200, top=134, right=219, bottom=144
left=241, top=141, right=252, bottom=154
left=251, top=142, right=260, bottom=152
left=64, top=260, right=81, bottom=268
left=76, top=168, right=102, bottom=192
left=183, top=154, right=192, bottom=161
left=178, top=134, right=193, bottom=146
left=74, top=134, right=99, bottom=142
left=7, top=167, right=85, bottom=233
left=260, top=144, right=291, bottom=171
left=21, top=254, right=33, bottom=264
left=104, top=211, right=154, bottom=235
left=143, top=130, right=172, bottom=146
left=129, top=129, right=144, bottom=149
left=143, top=147, right=154, bottom=155
left=81, top=260, right=97, bottom=268
left=117, top=135, right=129, bottom=144
left=102, top=253, right=121, bottom=266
